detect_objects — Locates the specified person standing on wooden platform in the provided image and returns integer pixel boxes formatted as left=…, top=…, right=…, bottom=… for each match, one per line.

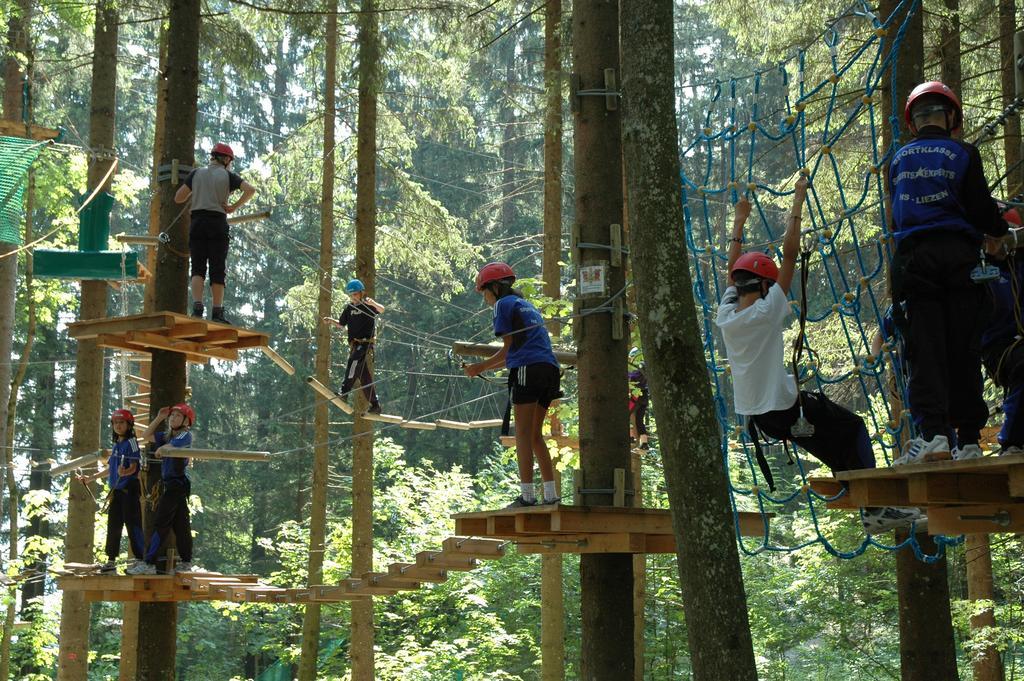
left=628, top=351, right=650, bottom=450
left=93, top=409, right=145, bottom=574
left=175, top=142, right=256, bottom=325
left=127, top=403, right=195, bottom=575
left=323, top=278, right=384, bottom=415
left=464, top=263, right=562, bottom=508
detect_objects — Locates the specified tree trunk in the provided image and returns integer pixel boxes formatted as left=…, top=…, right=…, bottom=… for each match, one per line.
left=965, top=534, right=1005, bottom=680
left=620, top=2, right=758, bottom=679
left=137, top=0, right=200, bottom=678
left=540, top=1, right=565, bottom=677
left=572, top=2, right=633, bottom=679
left=143, top=22, right=169, bottom=315
left=938, top=0, right=961, bottom=91
left=55, top=3, right=118, bottom=678
left=350, top=0, right=379, bottom=679
left=1000, top=0, right=1022, bottom=197
left=297, top=6, right=337, bottom=679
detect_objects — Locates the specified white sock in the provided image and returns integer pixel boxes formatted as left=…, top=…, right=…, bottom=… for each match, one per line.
left=520, top=483, right=536, bottom=502
left=543, top=480, right=558, bottom=501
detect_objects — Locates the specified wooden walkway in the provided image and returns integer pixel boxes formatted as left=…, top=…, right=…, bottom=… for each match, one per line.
left=67, top=312, right=291, bottom=371
left=807, top=452, right=1024, bottom=534
left=57, top=505, right=768, bottom=602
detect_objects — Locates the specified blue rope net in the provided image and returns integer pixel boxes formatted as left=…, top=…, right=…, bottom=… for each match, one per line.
left=681, top=0, right=962, bottom=561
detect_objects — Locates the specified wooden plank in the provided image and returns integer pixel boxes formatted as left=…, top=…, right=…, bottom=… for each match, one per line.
left=385, top=564, right=449, bottom=583
left=486, top=515, right=517, bottom=536
left=737, top=511, right=769, bottom=538
left=96, top=334, right=211, bottom=364
left=1008, top=465, right=1024, bottom=498
left=51, top=451, right=108, bottom=477
left=453, top=517, right=488, bottom=536
left=549, top=507, right=674, bottom=535
left=156, top=448, right=270, bottom=462
left=0, top=119, right=61, bottom=140
left=305, top=376, right=354, bottom=415
left=453, top=341, right=577, bottom=366
left=114, top=233, right=161, bottom=247
left=127, top=375, right=150, bottom=386
left=415, top=551, right=478, bottom=571
left=469, top=419, right=503, bottom=428
left=435, top=419, right=472, bottom=431
left=906, top=473, right=1011, bottom=505
left=837, top=452, right=1024, bottom=480
left=400, top=420, right=437, bottom=431
left=441, top=537, right=507, bottom=558
left=515, top=533, right=649, bottom=554
left=360, top=574, right=422, bottom=591
left=260, top=346, right=295, bottom=375
left=69, top=313, right=176, bottom=339
left=515, top=513, right=553, bottom=533
left=165, top=322, right=209, bottom=339
left=125, top=331, right=239, bottom=361
left=230, top=335, right=270, bottom=350
left=361, top=412, right=404, bottom=424
left=339, top=581, right=403, bottom=597
left=845, top=479, right=910, bottom=507
left=927, top=504, right=1024, bottom=535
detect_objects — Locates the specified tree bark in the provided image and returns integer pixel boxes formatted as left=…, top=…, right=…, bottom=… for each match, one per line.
left=938, top=0, right=961, bottom=92
left=297, top=6, right=337, bottom=679
left=621, top=2, right=758, bottom=679
left=136, top=0, right=200, bottom=678
left=965, top=534, right=1005, bottom=680
left=350, top=0, right=379, bottom=678
left=143, top=22, right=169, bottom=315
left=572, top=2, right=633, bottom=679
left=55, top=3, right=118, bottom=678
left=1000, top=0, right=1022, bottom=197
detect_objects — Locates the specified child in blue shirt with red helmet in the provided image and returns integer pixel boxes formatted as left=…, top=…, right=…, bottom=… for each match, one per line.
left=127, top=403, right=195, bottom=575
left=464, top=263, right=562, bottom=507
left=889, top=81, right=1010, bottom=464
left=81, top=409, right=145, bottom=573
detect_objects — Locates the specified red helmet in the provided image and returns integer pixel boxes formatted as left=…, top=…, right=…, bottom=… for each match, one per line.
left=211, top=142, right=235, bottom=160
left=731, top=252, right=779, bottom=283
left=170, top=403, right=195, bottom=427
left=475, top=262, right=516, bottom=291
left=904, top=81, right=962, bottom=134
left=111, top=408, right=134, bottom=424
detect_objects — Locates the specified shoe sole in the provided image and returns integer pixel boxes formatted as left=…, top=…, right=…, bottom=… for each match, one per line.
left=922, top=450, right=952, bottom=462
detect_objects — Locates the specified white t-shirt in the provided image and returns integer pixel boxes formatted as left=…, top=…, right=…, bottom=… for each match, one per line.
left=714, top=283, right=798, bottom=416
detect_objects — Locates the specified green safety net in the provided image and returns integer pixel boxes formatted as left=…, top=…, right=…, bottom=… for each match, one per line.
left=0, top=135, right=46, bottom=245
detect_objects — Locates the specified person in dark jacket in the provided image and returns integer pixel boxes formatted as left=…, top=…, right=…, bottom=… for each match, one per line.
left=889, top=81, right=1010, bottom=464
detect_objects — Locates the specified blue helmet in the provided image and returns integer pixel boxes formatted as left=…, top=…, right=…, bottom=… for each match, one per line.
left=345, top=279, right=365, bottom=294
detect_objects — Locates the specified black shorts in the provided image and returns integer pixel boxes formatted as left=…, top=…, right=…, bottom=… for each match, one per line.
left=509, top=363, right=561, bottom=407
left=189, top=213, right=230, bottom=285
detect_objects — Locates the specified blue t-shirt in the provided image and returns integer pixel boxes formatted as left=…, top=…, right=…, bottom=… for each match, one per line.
left=154, top=430, right=192, bottom=481
left=492, top=295, right=558, bottom=369
left=983, top=258, right=1024, bottom=354
left=108, top=437, right=141, bottom=491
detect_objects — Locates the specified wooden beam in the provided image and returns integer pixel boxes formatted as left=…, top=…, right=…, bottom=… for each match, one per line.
left=114, top=233, right=162, bottom=247
left=453, top=340, right=577, bottom=366
left=305, top=376, right=354, bottom=414
left=385, top=564, right=449, bottom=583
left=124, top=331, right=239, bottom=360
left=845, top=478, right=910, bottom=507
left=415, top=551, right=478, bottom=571
left=435, top=419, right=472, bottom=430
left=360, top=411, right=403, bottom=424
left=156, top=447, right=270, bottom=462
left=906, top=473, right=1012, bottom=505
left=440, top=537, right=507, bottom=558
left=165, top=322, right=215, bottom=339
left=927, top=504, right=1024, bottom=535
left=96, top=334, right=211, bottom=364
left=227, top=210, right=271, bottom=225
left=69, top=313, right=176, bottom=339
left=260, top=346, right=295, bottom=375
left=400, top=420, right=437, bottom=431
left=0, top=118, right=60, bottom=140
left=50, top=451, right=108, bottom=477
left=1008, top=465, right=1024, bottom=497
left=469, top=419, right=503, bottom=428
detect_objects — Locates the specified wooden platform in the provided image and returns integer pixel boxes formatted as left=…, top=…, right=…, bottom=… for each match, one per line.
left=806, top=453, right=1024, bottom=534
left=67, top=312, right=273, bottom=364
left=452, top=504, right=767, bottom=553
left=0, top=119, right=60, bottom=141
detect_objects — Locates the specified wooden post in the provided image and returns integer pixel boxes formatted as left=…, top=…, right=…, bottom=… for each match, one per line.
left=965, top=534, right=1005, bottom=681
left=631, top=450, right=645, bottom=681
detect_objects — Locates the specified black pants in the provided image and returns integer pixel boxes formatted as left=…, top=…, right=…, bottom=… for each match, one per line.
left=105, top=479, right=144, bottom=560
left=144, top=478, right=192, bottom=564
left=893, top=232, right=989, bottom=444
left=752, top=391, right=875, bottom=473
left=341, top=343, right=378, bottom=406
left=984, top=339, right=1024, bottom=447
left=189, top=214, right=230, bottom=285
left=630, top=395, right=649, bottom=436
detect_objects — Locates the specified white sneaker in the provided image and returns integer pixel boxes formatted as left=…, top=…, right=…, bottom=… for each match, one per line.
left=126, top=561, right=156, bottom=575
left=175, top=561, right=194, bottom=573
left=952, top=444, right=983, bottom=460
left=892, top=435, right=950, bottom=466
left=1002, top=445, right=1024, bottom=457
left=861, top=507, right=926, bottom=534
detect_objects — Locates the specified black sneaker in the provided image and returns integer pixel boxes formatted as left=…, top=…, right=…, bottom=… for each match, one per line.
left=99, top=561, right=116, bottom=574
left=538, top=497, right=561, bottom=506
left=504, top=496, right=537, bottom=509
left=640, top=442, right=650, bottom=450
left=211, top=308, right=232, bottom=326
left=368, top=403, right=382, bottom=415
left=191, top=304, right=204, bottom=319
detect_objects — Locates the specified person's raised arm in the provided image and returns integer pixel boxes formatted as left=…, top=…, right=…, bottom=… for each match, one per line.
left=726, top=197, right=752, bottom=283
left=364, top=297, right=385, bottom=313
left=776, top=176, right=809, bottom=295
left=140, top=407, right=170, bottom=443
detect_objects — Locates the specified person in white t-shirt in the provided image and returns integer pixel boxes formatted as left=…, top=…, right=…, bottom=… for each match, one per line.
left=715, top=176, right=922, bottom=534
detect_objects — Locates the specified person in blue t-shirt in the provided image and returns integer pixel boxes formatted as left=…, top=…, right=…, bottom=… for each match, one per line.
left=127, top=403, right=195, bottom=575
left=464, top=262, right=562, bottom=508
left=982, top=205, right=1024, bottom=455
left=888, top=81, right=1010, bottom=465
left=82, top=409, right=145, bottom=574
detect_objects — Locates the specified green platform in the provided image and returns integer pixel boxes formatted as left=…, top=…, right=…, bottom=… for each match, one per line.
left=35, top=249, right=138, bottom=280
